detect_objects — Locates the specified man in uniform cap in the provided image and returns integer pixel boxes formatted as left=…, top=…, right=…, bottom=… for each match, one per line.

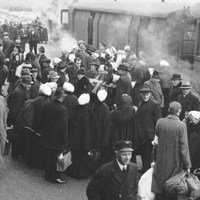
left=178, top=81, right=200, bottom=120
left=87, top=140, right=138, bottom=200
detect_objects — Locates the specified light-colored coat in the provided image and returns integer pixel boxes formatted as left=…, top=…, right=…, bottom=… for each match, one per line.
left=152, top=115, right=191, bottom=194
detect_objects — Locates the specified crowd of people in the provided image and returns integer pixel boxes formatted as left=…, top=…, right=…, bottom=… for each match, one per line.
left=0, top=34, right=200, bottom=200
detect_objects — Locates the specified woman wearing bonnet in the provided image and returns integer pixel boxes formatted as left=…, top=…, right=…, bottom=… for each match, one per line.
left=184, top=111, right=200, bottom=172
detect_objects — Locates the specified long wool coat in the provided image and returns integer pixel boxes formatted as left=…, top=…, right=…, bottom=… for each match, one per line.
left=152, top=115, right=191, bottom=194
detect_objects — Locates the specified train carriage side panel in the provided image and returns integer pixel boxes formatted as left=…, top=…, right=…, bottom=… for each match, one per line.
left=129, top=16, right=141, bottom=54
left=73, top=10, right=90, bottom=42
left=98, top=13, right=132, bottom=50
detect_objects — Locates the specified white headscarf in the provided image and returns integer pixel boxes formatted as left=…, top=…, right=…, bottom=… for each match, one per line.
left=188, top=111, right=200, bottom=120
left=39, top=84, right=51, bottom=96
left=63, top=82, right=74, bottom=93
left=78, top=93, right=90, bottom=105
left=97, top=90, right=108, bottom=102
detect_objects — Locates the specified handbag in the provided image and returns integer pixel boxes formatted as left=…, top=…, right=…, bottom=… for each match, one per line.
left=163, top=171, right=188, bottom=195
left=186, top=172, right=200, bottom=200
left=57, top=149, right=72, bottom=172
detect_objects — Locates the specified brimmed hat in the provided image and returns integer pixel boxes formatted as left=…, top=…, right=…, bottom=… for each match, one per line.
left=171, top=74, right=182, bottom=80
left=47, top=71, right=60, bottom=79
left=58, top=61, right=67, bottom=69
left=39, top=46, right=45, bottom=53
left=77, top=68, right=86, bottom=75
left=21, top=68, right=31, bottom=76
left=61, top=50, right=68, bottom=55
left=42, top=58, right=51, bottom=64
left=105, top=54, right=112, bottom=61
left=115, top=140, right=134, bottom=152
left=99, top=57, right=107, bottom=63
left=180, top=81, right=192, bottom=89
left=3, top=32, right=8, bottom=36
left=90, top=62, right=99, bottom=67
left=152, top=70, right=160, bottom=79
left=22, top=75, right=33, bottom=85
left=140, top=87, right=151, bottom=93
left=118, top=63, right=129, bottom=71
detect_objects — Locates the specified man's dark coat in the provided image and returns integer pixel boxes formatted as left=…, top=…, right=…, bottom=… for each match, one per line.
left=86, top=160, right=138, bottom=200
left=40, top=99, right=68, bottom=150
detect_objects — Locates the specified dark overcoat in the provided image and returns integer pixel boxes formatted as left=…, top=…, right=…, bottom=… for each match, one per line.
left=152, top=115, right=191, bottom=194
left=62, top=92, right=79, bottom=119
left=8, top=83, right=30, bottom=125
left=136, top=99, right=162, bottom=148
left=69, top=104, right=100, bottom=150
left=170, top=82, right=182, bottom=102
left=39, top=99, right=68, bottom=150
left=178, top=92, right=200, bottom=120
left=114, top=72, right=132, bottom=106
left=86, top=160, right=138, bottom=200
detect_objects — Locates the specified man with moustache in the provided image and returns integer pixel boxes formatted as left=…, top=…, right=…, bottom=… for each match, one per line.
left=136, top=87, right=162, bottom=172
left=86, top=140, right=138, bottom=200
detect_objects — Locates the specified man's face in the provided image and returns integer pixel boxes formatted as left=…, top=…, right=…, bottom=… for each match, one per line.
left=182, top=88, right=190, bottom=96
left=75, top=60, right=81, bottom=68
left=31, top=72, right=38, bottom=79
left=77, top=74, right=84, bottom=80
left=140, top=92, right=151, bottom=102
left=24, top=83, right=32, bottom=91
left=117, top=151, right=132, bottom=165
left=50, top=78, right=58, bottom=83
left=43, top=62, right=49, bottom=67
left=117, top=69, right=125, bottom=76
left=172, top=80, right=181, bottom=86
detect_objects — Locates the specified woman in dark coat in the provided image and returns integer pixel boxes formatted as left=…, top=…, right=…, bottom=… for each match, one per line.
left=68, top=93, right=100, bottom=178
left=109, top=94, right=136, bottom=161
left=26, top=84, right=51, bottom=168
left=62, top=82, right=78, bottom=119
left=92, top=90, right=111, bottom=165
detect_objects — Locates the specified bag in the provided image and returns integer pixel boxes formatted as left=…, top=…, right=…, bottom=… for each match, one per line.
left=186, top=172, right=200, bottom=199
left=163, top=171, right=188, bottom=195
left=57, top=150, right=72, bottom=172
left=137, top=167, right=155, bottom=200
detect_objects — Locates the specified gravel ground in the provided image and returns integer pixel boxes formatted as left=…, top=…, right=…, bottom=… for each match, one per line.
left=0, top=155, right=89, bottom=200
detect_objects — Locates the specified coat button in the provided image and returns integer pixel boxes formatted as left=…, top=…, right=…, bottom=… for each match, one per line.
left=119, top=194, right=122, bottom=198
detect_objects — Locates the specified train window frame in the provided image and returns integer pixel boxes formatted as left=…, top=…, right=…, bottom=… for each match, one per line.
left=61, top=9, right=69, bottom=25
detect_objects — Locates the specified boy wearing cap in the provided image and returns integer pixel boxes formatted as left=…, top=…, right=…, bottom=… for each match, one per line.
left=87, top=140, right=137, bottom=200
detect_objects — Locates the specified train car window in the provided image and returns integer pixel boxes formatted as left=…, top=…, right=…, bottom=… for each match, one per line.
left=61, top=10, right=69, bottom=24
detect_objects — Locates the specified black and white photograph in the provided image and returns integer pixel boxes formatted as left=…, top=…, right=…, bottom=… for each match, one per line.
left=0, top=0, right=200, bottom=199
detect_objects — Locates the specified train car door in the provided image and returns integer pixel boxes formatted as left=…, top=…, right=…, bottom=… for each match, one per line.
left=181, top=19, right=197, bottom=62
